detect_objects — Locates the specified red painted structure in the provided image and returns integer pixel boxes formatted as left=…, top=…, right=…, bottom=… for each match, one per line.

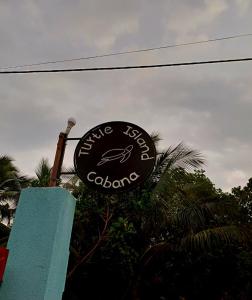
left=0, top=248, right=9, bottom=282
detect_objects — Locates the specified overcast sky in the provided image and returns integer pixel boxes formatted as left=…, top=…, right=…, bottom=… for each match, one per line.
left=0, top=0, right=252, bottom=191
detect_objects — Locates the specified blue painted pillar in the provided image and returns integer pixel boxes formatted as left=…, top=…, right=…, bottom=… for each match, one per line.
left=0, top=187, right=76, bottom=300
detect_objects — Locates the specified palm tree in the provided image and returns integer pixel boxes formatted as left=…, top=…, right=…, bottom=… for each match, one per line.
left=138, top=142, right=250, bottom=250
left=0, top=155, right=29, bottom=226
left=110, top=141, right=252, bottom=300
left=31, top=158, right=51, bottom=187
left=129, top=168, right=252, bottom=299
left=151, top=169, right=251, bottom=250
left=0, top=155, right=20, bottom=192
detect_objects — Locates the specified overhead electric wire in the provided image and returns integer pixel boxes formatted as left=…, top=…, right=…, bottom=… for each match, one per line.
left=0, top=57, right=252, bottom=74
left=1, top=33, right=252, bottom=70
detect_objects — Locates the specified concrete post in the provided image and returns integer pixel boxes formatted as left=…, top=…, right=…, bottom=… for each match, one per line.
left=0, top=187, right=76, bottom=300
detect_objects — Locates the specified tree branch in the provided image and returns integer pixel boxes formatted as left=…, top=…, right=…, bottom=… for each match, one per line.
left=67, top=205, right=112, bottom=280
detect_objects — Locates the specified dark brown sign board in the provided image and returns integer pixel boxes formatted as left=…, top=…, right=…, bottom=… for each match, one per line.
left=74, top=121, right=156, bottom=193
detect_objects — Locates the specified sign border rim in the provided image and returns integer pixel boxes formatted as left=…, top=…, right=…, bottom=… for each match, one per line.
left=73, top=121, right=157, bottom=193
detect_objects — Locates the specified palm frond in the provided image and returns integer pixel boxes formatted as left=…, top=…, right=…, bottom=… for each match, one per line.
left=31, top=158, right=51, bottom=187
left=163, top=142, right=205, bottom=171
left=174, top=203, right=212, bottom=232
left=0, top=155, right=19, bottom=179
left=140, top=242, right=173, bottom=267
left=35, top=158, right=51, bottom=180
left=180, top=225, right=252, bottom=251
left=150, top=132, right=162, bottom=146
left=152, top=142, right=204, bottom=183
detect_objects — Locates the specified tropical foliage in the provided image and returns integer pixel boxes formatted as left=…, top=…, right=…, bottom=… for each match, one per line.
left=30, top=158, right=51, bottom=187
left=62, top=144, right=252, bottom=300
left=1, top=143, right=252, bottom=299
left=0, top=155, right=29, bottom=226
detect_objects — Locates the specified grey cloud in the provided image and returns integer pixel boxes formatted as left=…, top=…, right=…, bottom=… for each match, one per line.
left=0, top=0, right=252, bottom=191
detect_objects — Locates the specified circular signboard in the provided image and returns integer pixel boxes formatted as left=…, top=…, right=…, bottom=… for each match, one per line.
left=74, top=121, right=156, bottom=193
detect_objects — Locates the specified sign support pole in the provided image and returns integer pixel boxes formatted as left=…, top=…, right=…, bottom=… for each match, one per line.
left=49, top=118, right=76, bottom=187
left=49, top=132, right=67, bottom=187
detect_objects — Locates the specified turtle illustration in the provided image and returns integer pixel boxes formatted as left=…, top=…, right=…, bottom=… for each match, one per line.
left=97, top=145, right=133, bottom=166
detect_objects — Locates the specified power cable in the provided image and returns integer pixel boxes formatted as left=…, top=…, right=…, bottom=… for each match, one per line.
left=0, top=57, right=251, bottom=74
left=0, top=33, right=252, bottom=70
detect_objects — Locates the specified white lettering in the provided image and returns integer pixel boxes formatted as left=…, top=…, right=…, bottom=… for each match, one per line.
left=123, top=125, right=132, bottom=136
left=129, top=129, right=139, bottom=138
left=95, top=176, right=103, bottom=185
left=137, top=138, right=146, bottom=147
left=87, top=172, right=96, bottom=182
left=98, top=128, right=104, bottom=137
left=104, top=126, right=113, bottom=134
left=112, top=180, right=121, bottom=189
left=141, top=153, right=154, bottom=161
left=104, top=176, right=112, bottom=188
left=140, top=144, right=150, bottom=153
left=82, top=143, right=92, bottom=150
left=131, top=129, right=139, bottom=138
left=86, top=172, right=140, bottom=189
left=120, top=177, right=131, bottom=187
left=78, top=147, right=89, bottom=157
left=130, top=172, right=140, bottom=181
left=134, top=132, right=142, bottom=140
left=86, top=136, right=95, bottom=143
left=92, top=133, right=101, bottom=139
